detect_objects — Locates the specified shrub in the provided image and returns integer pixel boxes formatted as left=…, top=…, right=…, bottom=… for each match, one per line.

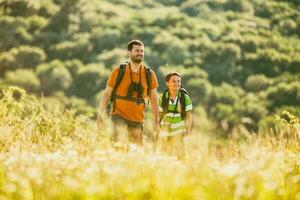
left=244, top=74, right=272, bottom=92
left=36, top=60, right=72, bottom=95
left=4, top=69, right=40, bottom=93
left=68, top=64, right=109, bottom=100
left=0, top=45, right=46, bottom=75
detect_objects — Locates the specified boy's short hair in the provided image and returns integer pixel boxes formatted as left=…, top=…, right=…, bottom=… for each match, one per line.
left=127, top=40, right=144, bottom=51
left=165, top=72, right=181, bottom=82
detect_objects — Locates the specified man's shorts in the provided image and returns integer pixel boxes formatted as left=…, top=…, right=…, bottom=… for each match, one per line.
left=111, top=115, right=144, bottom=131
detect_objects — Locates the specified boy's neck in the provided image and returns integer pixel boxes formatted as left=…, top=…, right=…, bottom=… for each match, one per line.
left=169, top=89, right=178, bottom=100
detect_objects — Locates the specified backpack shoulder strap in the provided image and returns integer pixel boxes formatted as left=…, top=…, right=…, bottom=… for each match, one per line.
left=114, top=63, right=127, bottom=90
left=179, top=88, right=189, bottom=119
left=161, top=89, right=169, bottom=116
left=109, top=63, right=127, bottom=112
left=144, top=65, right=152, bottom=97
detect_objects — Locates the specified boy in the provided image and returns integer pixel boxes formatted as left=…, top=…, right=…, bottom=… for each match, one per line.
left=159, top=72, right=193, bottom=159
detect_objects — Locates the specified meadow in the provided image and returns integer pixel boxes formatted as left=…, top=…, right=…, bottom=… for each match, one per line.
left=0, top=87, right=299, bottom=200
left=1, top=0, right=300, bottom=199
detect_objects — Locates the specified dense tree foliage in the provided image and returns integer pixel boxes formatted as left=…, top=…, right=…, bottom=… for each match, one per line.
left=0, top=0, right=299, bottom=136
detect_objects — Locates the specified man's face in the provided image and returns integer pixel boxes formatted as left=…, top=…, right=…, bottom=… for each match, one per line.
left=166, top=75, right=181, bottom=92
left=129, top=45, right=144, bottom=63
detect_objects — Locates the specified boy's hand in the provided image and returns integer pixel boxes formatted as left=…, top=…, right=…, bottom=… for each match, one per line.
left=184, top=129, right=191, bottom=136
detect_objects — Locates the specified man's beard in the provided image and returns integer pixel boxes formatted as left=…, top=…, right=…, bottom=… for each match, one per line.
left=131, top=55, right=143, bottom=63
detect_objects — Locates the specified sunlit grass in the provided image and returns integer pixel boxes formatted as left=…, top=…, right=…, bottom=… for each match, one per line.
left=0, top=87, right=300, bottom=200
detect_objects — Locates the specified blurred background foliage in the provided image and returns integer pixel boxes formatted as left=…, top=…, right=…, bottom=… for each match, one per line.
left=0, top=0, right=299, bottom=137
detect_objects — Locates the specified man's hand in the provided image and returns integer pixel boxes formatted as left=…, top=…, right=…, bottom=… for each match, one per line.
left=153, top=119, right=160, bottom=136
left=149, top=87, right=160, bottom=139
left=97, top=113, right=105, bottom=129
left=96, top=85, right=113, bottom=129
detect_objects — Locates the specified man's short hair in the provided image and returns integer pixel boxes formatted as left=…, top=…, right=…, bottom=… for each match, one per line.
left=127, top=40, right=144, bottom=51
left=165, top=72, right=181, bottom=82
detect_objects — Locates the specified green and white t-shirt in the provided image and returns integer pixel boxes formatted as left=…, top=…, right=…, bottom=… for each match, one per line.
left=159, top=91, right=192, bottom=137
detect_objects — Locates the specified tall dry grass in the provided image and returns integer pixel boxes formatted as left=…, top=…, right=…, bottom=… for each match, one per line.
left=0, top=87, right=299, bottom=200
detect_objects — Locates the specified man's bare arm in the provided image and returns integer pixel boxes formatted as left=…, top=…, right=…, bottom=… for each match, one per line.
left=97, top=86, right=113, bottom=128
left=149, top=88, right=160, bottom=128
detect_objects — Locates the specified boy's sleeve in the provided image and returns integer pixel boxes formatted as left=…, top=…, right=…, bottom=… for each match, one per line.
left=185, top=94, right=193, bottom=111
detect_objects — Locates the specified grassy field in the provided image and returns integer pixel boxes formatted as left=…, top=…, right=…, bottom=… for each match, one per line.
left=0, top=87, right=300, bottom=200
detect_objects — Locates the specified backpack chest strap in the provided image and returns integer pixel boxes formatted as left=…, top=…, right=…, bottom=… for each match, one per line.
left=115, top=95, right=146, bottom=105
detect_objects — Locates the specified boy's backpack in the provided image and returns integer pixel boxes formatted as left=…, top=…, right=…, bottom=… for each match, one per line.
left=161, top=88, right=189, bottom=119
left=106, top=62, right=152, bottom=113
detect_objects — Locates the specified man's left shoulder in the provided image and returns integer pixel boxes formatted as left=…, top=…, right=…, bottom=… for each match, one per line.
left=144, top=65, right=153, bottom=72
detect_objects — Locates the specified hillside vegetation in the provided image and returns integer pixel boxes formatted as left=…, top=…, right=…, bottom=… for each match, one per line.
left=0, top=0, right=300, bottom=136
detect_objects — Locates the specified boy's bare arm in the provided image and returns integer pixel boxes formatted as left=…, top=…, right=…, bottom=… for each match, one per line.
left=185, top=111, right=193, bottom=135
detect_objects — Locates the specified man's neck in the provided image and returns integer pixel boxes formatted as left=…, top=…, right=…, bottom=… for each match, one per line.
left=130, top=61, right=142, bottom=72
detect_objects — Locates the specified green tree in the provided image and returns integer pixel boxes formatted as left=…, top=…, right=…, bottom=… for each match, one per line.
left=224, top=0, right=253, bottom=13
left=68, top=64, right=109, bottom=100
left=0, top=45, right=46, bottom=75
left=90, top=28, right=122, bottom=53
left=203, top=43, right=241, bottom=84
left=0, top=0, right=58, bottom=17
left=49, top=33, right=92, bottom=62
left=244, top=74, right=273, bottom=92
left=235, top=94, right=268, bottom=131
left=36, top=60, right=72, bottom=95
left=45, top=0, right=80, bottom=34
left=211, top=103, right=238, bottom=135
left=208, top=83, right=243, bottom=111
left=4, top=69, right=40, bottom=93
left=154, top=0, right=183, bottom=6
left=152, top=31, right=189, bottom=65
left=243, top=49, right=299, bottom=76
left=267, top=81, right=300, bottom=109
left=181, top=1, right=211, bottom=17
left=63, top=59, right=84, bottom=77
left=0, top=16, right=32, bottom=51
left=27, top=15, right=48, bottom=36
left=277, top=19, right=298, bottom=36
left=96, top=48, right=126, bottom=69
left=186, top=78, right=212, bottom=107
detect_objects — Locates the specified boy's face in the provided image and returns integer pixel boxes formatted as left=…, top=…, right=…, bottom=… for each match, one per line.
left=166, top=75, right=181, bottom=91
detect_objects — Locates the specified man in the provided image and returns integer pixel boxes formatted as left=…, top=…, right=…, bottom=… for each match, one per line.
left=97, top=40, right=159, bottom=145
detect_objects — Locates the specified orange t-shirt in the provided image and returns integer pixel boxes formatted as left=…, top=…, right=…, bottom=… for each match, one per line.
left=107, top=63, right=158, bottom=123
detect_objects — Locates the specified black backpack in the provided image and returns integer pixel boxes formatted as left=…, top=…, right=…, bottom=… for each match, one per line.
left=161, top=88, right=189, bottom=119
left=106, top=62, right=152, bottom=113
